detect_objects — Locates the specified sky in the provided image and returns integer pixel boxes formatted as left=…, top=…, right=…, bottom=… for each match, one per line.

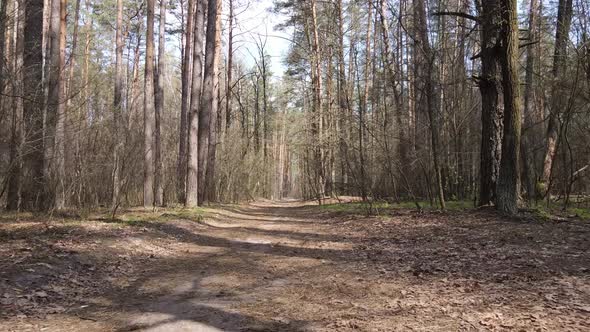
left=228, top=0, right=292, bottom=78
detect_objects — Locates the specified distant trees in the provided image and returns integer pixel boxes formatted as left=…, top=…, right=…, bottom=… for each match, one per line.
left=1, top=0, right=589, bottom=215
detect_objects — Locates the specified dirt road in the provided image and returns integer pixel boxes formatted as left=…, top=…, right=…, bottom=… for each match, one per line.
left=1, top=201, right=589, bottom=331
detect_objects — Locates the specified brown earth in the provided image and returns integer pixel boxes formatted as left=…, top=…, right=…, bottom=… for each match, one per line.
left=1, top=200, right=589, bottom=331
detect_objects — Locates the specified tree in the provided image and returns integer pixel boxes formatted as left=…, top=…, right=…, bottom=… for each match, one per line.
left=6, top=0, right=25, bottom=210
left=154, top=0, right=167, bottom=206
left=112, top=0, right=124, bottom=210
left=477, top=0, right=503, bottom=206
left=144, top=0, right=156, bottom=207
left=46, top=0, right=68, bottom=209
left=197, top=0, right=220, bottom=205
left=496, top=0, right=522, bottom=214
left=540, top=0, right=574, bottom=196
left=308, top=0, right=324, bottom=201
left=186, top=0, right=207, bottom=207
left=178, top=0, right=194, bottom=204
left=225, top=0, right=234, bottom=130
left=521, top=0, right=540, bottom=202
left=204, top=0, right=222, bottom=203
left=21, top=0, right=45, bottom=210
left=413, top=0, right=445, bottom=209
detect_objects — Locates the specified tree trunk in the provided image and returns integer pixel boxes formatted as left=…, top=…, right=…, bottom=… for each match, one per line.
left=112, top=0, right=124, bottom=209
left=186, top=0, right=207, bottom=207
left=198, top=0, right=220, bottom=204
left=143, top=0, right=156, bottom=207
left=22, top=0, right=45, bottom=210
left=46, top=0, right=67, bottom=209
left=0, top=0, right=7, bottom=119
left=539, top=0, right=573, bottom=196
left=154, top=0, right=166, bottom=206
left=205, top=0, right=222, bottom=203
left=478, top=0, right=503, bottom=206
left=521, top=0, right=539, bottom=201
left=178, top=0, right=194, bottom=204
left=496, top=0, right=522, bottom=214
left=335, top=0, right=349, bottom=192
left=414, top=0, right=445, bottom=209
left=225, top=0, right=234, bottom=131
left=6, top=0, right=25, bottom=210
left=309, top=0, right=324, bottom=201
left=65, top=0, right=80, bottom=108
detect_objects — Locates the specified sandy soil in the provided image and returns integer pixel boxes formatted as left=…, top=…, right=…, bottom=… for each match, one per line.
left=1, top=200, right=589, bottom=331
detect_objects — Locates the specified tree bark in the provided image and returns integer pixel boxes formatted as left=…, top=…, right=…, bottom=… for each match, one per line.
left=6, top=0, right=25, bottom=210
left=154, top=0, right=166, bottom=206
left=112, top=0, right=124, bottom=209
left=309, top=0, right=324, bottom=201
left=496, top=0, right=522, bottom=214
left=198, top=0, right=220, bottom=204
left=414, top=0, right=445, bottom=209
left=0, top=0, right=7, bottom=118
left=225, top=0, right=234, bottom=130
left=22, top=0, right=45, bottom=210
left=46, top=0, right=67, bottom=209
left=144, top=0, right=156, bottom=207
left=186, top=0, right=207, bottom=207
left=478, top=0, right=503, bottom=206
left=205, top=0, right=222, bottom=203
left=539, top=0, right=573, bottom=196
left=521, top=0, right=539, bottom=201
left=177, top=0, right=195, bottom=204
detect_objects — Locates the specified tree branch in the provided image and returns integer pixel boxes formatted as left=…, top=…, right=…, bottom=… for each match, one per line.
left=431, top=11, right=480, bottom=23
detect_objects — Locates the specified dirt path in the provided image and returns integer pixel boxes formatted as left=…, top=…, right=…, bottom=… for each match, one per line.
left=1, top=201, right=589, bottom=331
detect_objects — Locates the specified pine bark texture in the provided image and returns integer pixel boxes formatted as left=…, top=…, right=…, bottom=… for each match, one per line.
left=496, top=0, right=522, bottom=214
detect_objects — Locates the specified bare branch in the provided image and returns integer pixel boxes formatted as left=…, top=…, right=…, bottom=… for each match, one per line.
left=431, top=11, right=480, bottom=23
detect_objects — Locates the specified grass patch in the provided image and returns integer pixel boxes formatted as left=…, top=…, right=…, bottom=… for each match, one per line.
left=319, top=200, right=473, bottom=215
left=114, top=207, right=206, bottom=225
left=529, top=204, right=590, bottom=221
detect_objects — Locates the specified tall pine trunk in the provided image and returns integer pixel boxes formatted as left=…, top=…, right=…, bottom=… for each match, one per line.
left=143, top=0, right=156, bottom=207
left=414, top=0, right=445, bottom=209
left=22, top=0, right=45, bottom=210
left=186, top=0, right=207, bottom=207
left=478, top=0, right=503, bottom=206
left=177, top=0, right=195, bottom=204
left=154, top=0, right=166, bottom=206
left=6, top=0, right=25, bottom=210
left=198, top=0, right=220, bottom=205
left=496, top=0, right=522, bottom=214
left=205, top=0, right=222, bottom=203
left=539, top=0, right=573, bottom=196
left=112, top=0, right=124, bottom=209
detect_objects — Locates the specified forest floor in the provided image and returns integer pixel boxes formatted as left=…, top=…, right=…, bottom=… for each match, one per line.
left=1, top=199, right=589, bottom=331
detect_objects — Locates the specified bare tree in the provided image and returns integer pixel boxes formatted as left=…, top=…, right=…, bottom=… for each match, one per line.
left=540, top=0, right=574, bottom=196
left=177, top=0, right=195, bottom=204
left=186, top=0, right=208, bottom=207
left=477, top=0, right=503, bottom=206
left=112, top=0, right=124, bottom=210
left=196, top=0, right=221, bottom=205
left=154, top=0, right=166, bottom=206
left=144, top=0, right=156, bottom=207
left=22, top=0, right=45, bottom=210
left=496, top=0, right=522, bottom=214
left=205, top=0, right=222, bottom=203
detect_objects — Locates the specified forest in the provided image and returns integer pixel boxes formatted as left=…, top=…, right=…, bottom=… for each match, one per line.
left=0, top=0, right=589, bottom=330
